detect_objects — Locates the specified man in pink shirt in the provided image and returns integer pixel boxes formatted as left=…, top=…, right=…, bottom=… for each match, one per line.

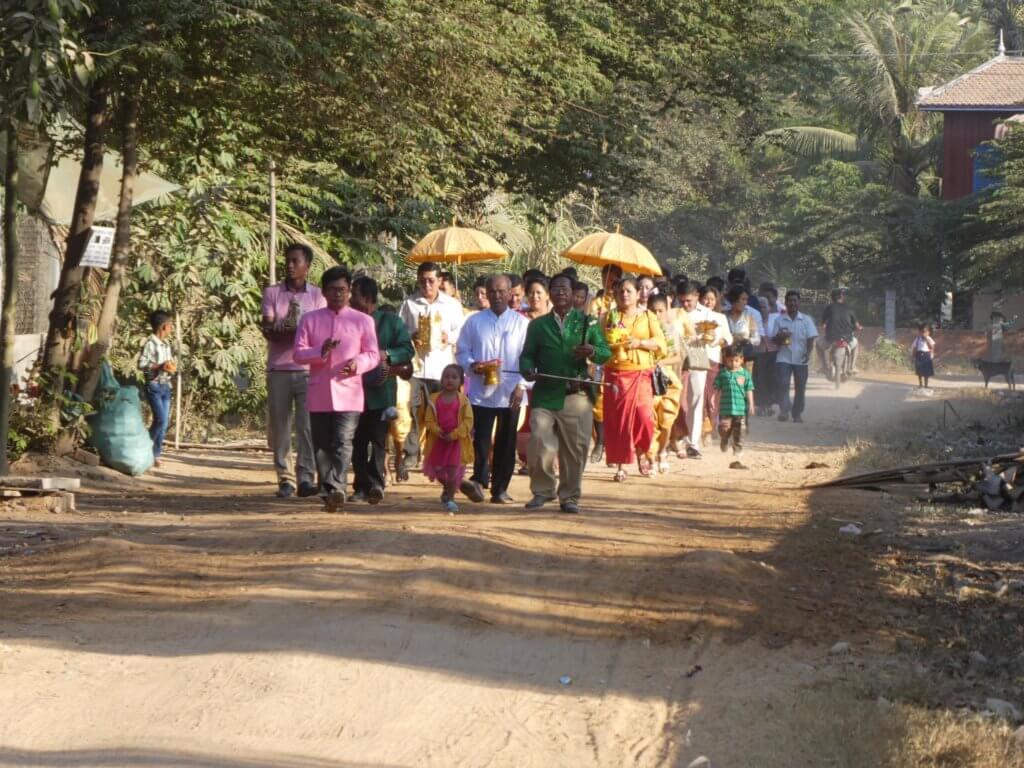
left=261, top=244, right=327, bottom=498
left=293, top=266, right=380, bottom=512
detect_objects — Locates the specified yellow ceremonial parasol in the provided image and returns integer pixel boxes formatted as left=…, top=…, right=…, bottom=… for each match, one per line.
left=408, top=217, right=509, bottom=265
left=561, top=224, right=662, bottom=277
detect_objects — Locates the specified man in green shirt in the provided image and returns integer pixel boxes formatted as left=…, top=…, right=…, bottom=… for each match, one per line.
left=350, top=276, right=415, bottom=503
left=520, top=274, right=610, bottom=513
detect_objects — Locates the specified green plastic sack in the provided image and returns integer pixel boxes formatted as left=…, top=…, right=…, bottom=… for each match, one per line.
left=88, top=363, right=154, bottom=476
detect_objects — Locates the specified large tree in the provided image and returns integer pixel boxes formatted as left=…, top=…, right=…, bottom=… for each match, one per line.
left=0, top=0, right=88, bottom=470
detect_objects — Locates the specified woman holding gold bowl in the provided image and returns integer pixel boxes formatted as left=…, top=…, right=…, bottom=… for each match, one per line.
left=602, top=278, right=667, bottom=482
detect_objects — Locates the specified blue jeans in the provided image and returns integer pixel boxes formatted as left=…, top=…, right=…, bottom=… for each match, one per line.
left=145, top=381, right=172, bottom=458
left=774, top=362, right=809, bottom=418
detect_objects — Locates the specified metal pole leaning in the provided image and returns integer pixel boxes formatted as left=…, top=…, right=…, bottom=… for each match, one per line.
left=501, top=370, right=619, bottom=395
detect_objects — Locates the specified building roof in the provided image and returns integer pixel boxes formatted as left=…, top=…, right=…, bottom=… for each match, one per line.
left=917, top=51, right=1024, bottom=112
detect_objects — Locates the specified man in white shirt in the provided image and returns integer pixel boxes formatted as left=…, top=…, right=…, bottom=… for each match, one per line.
left=456, top=275, right=528, bottom=504
left=680, top=281, right=732, bottom=457
left=399, top=261, right=465, bottom=471
left=768, top=291, right=818, bottom=423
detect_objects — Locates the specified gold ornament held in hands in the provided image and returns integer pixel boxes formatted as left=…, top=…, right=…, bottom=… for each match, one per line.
left=480, top=360, right=501, bottom=386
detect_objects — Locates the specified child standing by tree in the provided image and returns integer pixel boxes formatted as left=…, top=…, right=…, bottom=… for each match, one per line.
left=137, top=310, right=177, bottom=467
left=422, top=364, right=474, bottom=513
left=714, top=345, right=754, bottom=465
left=912, top=323, right=936, bottom=388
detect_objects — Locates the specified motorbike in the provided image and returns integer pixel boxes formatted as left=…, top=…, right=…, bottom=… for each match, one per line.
left=827, top=338, right=854, bottom=389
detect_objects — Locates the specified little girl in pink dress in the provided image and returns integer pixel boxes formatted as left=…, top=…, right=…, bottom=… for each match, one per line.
left=423, top=364, right=474, bottom=512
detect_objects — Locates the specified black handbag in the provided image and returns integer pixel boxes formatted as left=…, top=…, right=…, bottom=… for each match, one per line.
left=652, top=364, right=669, bottom=396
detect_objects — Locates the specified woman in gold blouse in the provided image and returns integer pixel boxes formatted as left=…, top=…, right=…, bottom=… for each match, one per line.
left=602, top=278, right=667, bottom=481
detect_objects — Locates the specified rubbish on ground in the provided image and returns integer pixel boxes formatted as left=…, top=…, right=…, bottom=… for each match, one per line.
left=829, top=641, right=851, bottom=655
left=813, top=451, right=1024, bottom=513
left=805, top=462, right=828, bottom=469
left=685, top=665, right=702, bottom=678
left=559, top=675, right=572, bottom=686
left=839, top=524, right=862, bottom=536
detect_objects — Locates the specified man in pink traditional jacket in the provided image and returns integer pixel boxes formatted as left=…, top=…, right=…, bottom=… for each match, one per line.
left=294, top=266, right=380, bottom=512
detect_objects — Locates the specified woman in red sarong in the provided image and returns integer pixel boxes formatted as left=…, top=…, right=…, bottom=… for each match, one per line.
left=602, top=278, right=667, bottom=482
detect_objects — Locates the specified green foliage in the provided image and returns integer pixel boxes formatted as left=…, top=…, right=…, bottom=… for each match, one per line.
left=0, top=0, right=89, bottom=127
left=7, top=367, right=92, bottom=458
left=749, top=160, right=955, bottom=318
left=860, top=337, right=910, bottom=372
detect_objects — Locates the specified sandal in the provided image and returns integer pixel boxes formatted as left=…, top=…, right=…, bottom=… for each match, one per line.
left=613, top=468, right=627, bottom=482
left=638, top=457, right=653, bottom=477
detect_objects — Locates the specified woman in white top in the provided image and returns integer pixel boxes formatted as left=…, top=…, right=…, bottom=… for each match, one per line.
left=725, top=285, right=761, bottom=372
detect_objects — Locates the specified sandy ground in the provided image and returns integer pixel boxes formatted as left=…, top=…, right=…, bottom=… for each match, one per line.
left=1, top=371, right=1022, bottom=767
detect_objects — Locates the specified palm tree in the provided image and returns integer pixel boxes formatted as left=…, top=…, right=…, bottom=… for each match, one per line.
left=760, top=0, right=991, bottom=195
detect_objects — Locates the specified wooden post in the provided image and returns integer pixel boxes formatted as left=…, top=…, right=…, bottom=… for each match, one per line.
left=174, top=310, right=182, bottom=450
left=268, top=160, right=277, bottom=286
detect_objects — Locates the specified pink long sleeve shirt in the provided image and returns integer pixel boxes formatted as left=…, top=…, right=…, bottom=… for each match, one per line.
left=293, top=306, right=380, bottom=413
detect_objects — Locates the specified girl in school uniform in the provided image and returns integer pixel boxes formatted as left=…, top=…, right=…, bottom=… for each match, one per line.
left=911, top=323, right=936, bottom=388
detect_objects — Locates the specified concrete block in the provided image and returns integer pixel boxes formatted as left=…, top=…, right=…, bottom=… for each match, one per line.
left=2, top=476, right=80, bottom=491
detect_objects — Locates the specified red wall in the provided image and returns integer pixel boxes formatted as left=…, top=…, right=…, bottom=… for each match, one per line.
left=860, top=326, right=1024, bottom=362
left=941, top=111, right=1019, bottom=200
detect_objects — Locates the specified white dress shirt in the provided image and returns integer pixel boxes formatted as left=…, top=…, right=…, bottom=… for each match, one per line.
left=399, top=292, right=465, bottom=381
left=687, top=306, right=733, bottom=364
left=720, top=299, right=766, bottom=342
left=768, top=311, right=818, bottom=365
left=456, top=307, right=529, bottom=408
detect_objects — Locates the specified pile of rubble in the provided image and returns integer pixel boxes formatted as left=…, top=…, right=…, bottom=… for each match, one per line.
left=813, top=451, right=1024, bottom=513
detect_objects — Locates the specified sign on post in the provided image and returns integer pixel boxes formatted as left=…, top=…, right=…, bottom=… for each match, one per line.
left=80, top=226, right=116, bottom=269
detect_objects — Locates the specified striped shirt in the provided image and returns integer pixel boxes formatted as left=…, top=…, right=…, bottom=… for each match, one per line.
left=138, top=335, right=174, bottom=383
left=714, top=366, right=754, bottom=417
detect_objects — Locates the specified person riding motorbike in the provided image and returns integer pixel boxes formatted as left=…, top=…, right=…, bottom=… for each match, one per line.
left=819, top=288, right=862, bottom=378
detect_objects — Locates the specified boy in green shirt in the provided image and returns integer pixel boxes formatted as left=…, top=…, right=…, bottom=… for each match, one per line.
left=714, top=345, right=754, bottom=456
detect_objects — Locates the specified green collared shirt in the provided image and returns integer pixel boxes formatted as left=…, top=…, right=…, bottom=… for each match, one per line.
left=714, top=366, right=754, bottom=417
left=364, top=309, right=415, bottom=411
left=519, top=309, right=610, bottom=410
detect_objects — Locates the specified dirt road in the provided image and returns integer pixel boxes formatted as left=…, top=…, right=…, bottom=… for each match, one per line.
left=2, top=373, right=1022, bottom=767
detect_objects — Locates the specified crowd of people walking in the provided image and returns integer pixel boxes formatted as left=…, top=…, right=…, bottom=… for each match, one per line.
left=236, top=242, right=837, bottom=514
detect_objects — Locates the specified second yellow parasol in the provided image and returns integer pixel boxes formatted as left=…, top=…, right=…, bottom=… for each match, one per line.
left=561, top=225, right=662, bottom=277
left=408, top=218, right=509, bottom=265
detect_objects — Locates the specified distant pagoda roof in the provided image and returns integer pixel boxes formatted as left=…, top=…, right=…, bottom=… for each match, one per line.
left=918, top=33, right=1024, bottom=112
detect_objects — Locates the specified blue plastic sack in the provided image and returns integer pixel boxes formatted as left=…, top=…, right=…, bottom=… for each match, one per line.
left=88, top=363, right=155, bottom=476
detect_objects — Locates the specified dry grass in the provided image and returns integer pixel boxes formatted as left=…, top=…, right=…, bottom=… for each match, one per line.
left=887, top=707, right=1024, bottom=768
left=787, top=688, right=1024, bottom=768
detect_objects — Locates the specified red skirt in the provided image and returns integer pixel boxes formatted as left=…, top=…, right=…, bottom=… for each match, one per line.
left=703, top=361, right=721, bottom=427
left=603, top=369, right=655, bottom=464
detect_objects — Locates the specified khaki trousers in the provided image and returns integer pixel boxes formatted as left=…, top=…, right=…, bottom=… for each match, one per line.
left=528, top=393, right=593, bottom=505
left=267, top=371, right=315, bottom=486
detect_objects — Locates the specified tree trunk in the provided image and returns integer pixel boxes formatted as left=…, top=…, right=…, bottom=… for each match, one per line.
left=0, top=124, right=20, bottom=475
left=78, top=88, right=139, bottom=404
left=40, top=77, right=108, bottom=419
